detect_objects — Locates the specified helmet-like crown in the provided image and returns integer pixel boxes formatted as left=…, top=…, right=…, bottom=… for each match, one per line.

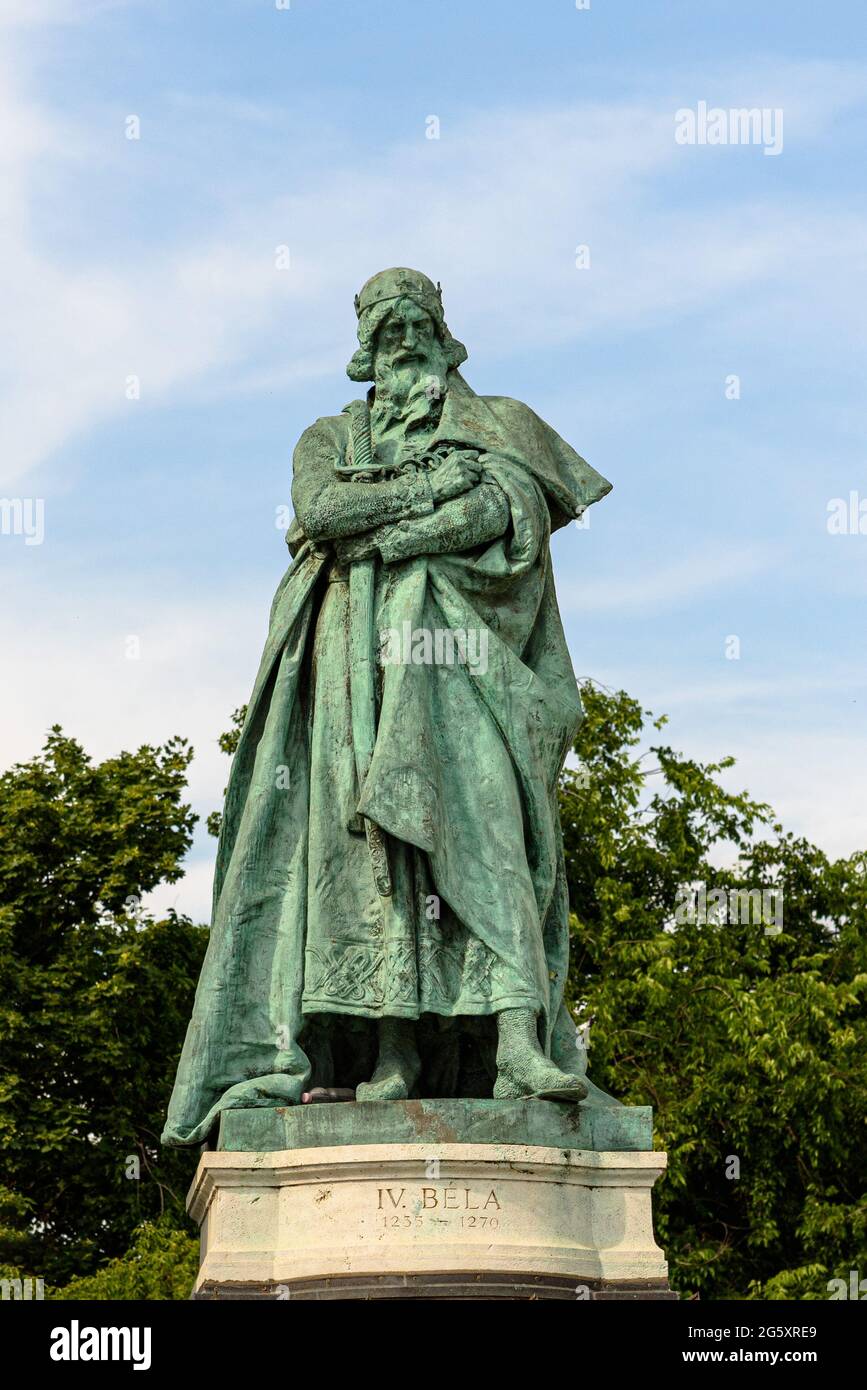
left=354, top=267, right=443, bottom=319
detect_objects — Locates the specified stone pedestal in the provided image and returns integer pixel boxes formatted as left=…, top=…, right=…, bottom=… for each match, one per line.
left=187, top=1099, right=675, bottom=1300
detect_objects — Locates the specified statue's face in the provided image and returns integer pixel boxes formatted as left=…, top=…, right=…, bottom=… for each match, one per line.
left=372, top=299, right=438, bottom=379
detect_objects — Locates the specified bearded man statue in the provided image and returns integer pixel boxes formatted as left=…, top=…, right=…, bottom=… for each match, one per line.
left=163, top=268, right=612, bottom=1146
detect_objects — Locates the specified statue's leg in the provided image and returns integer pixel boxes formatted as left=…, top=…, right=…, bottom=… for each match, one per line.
left=493, top=1007, right=588, bottom=1103
left=355, top=1017, right=421, bottom=1102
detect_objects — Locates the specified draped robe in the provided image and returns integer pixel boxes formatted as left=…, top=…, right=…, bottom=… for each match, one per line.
left=162, top=370, right=611, bottom=1145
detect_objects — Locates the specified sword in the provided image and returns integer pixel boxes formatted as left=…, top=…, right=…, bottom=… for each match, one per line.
left=342, top=399, right=392, bottom=898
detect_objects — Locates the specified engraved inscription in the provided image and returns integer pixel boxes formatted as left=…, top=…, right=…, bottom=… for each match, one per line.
left=374, top=1186, right=503, bottom=1229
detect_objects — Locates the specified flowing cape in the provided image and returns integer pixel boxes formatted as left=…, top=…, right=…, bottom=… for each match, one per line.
left=162, top=374, right=611, bottom=1145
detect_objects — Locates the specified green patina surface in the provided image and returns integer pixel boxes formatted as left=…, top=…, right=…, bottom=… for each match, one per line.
left=217, top=1094, right=653, bottom=1154
left=163, top=269, right=615, bottom=1148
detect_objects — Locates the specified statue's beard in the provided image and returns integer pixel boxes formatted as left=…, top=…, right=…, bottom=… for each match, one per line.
left=371, top=344, right=449, bottom=434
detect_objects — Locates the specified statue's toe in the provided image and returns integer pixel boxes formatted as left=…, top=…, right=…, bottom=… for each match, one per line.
left=494, top=1061, right=588, bottom=1104
left=530, top=1076, right=588, bottom=1103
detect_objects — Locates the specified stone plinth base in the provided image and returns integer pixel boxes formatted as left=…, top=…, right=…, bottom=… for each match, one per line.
left=187, top=1101, right=673, bottom=1300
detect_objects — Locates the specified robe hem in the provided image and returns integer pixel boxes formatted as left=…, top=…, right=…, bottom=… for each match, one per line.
left=301, top=993, right=542, bottom=1020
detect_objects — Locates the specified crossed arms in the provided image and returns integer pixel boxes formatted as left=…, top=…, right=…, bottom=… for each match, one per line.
left=291, top=443, right=510, bottom=564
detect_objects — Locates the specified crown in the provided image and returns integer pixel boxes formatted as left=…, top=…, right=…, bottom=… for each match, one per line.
left=354, top=267, right=443, bottom=319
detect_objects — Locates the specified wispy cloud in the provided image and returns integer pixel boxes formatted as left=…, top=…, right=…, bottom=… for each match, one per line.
left=1, top=33, right=866, bottom=487
left=0, top=0, right=129, bottom=28
left=2, top=7, right=866, bottom=918
left=561, top=544, right=777, bottom=614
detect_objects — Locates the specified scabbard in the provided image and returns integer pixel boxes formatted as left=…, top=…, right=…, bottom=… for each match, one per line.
left=348, top=555, right=392, bottom=897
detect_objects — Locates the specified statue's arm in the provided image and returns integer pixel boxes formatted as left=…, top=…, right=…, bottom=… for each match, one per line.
left=293, top=471, right=435, bottom=542
left=291, top=429, right=435, bottom=542
left=335, top=481, right=510, bottom=563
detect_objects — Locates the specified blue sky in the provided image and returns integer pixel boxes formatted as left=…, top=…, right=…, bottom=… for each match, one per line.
left=1, top=0, right=865, bottom=920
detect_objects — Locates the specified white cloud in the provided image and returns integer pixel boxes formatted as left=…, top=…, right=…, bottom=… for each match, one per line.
left=0, top=1, right=129, bottom=28
left=560, top=544, right=777, bottom=614
left=580, top=662, right=867, bottom=861
left=1, top=17, right=866, bottom=918
left=145, top=856, right=215, bottom=926
left=0, top=37, right=866, bottom=487
left=641, top=672, right=867, bottom=710
left=709, top=729, right=867, bottom=863
left=0, top=579, right=266, bottom=924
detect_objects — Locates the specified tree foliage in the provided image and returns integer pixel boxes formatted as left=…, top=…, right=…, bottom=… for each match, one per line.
left=562, top=682, right=867, bottom=1300
left=0, top=729, right=206, bottom=1287
left=50, top=1219, right=199, bottom=1301
left=1, top=689, right=864, bottom=1301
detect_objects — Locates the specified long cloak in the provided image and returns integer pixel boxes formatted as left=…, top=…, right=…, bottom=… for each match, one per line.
left=162, top=371, right=610, bottom=1145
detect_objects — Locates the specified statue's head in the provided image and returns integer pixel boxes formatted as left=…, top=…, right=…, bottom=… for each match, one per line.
left=346, top=267, right=467, bottom=388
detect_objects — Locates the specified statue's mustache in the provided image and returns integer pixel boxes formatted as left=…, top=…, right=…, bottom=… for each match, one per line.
left=385, top=348, right=426, bottom=365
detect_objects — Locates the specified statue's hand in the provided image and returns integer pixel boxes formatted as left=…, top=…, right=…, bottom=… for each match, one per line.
left=429, top=449, right=483, bottom=504
left=333, top=532, right=378, bottom=564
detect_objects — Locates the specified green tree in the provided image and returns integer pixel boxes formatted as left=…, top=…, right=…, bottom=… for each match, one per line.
left=50, top=1219, right=199, bottom=1301
left=561, top=682, right=867, bottom=1300
left=5, top=692, right=864, bottom=1302
left=0, top=729, right=207, bottom=1287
